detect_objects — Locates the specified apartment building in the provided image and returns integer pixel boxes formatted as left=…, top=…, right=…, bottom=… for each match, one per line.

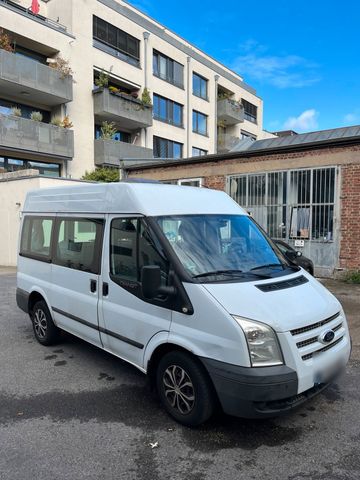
left=0, top=0, right=272, bottom=179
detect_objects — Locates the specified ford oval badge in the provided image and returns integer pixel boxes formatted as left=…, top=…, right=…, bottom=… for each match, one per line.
left=320, top=329, right=335, bottom=344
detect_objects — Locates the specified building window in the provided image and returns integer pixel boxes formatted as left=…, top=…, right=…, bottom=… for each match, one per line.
left=241, top=130, right=257, bottom=141
left=153, top=136, right=183, bottom=159
left=0, top=156, right=60, bottom=177
left=95, top=125, right=131, bottom=143
left=228, top=167, right=336, bottom=242
left=242, top=99, right=257, bottom=123
left=93, top=16, right=140, bottom=66
left=192, top=147, right=207, bottom=156
left=192, top=73, right=208, bottom=100
left=178, top=178, right=202, bottom=187
left=153, top=50, right=184, bottom=88
left=193, top=110, right=208, bottom=136
left=153, top=94, right=183, bottom=127
left=0, top=98, right=50, bottom=123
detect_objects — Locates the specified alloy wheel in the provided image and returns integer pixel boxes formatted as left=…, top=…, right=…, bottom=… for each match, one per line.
left=33, top=308, right=47, bottom=339
left=163, top=365, right=195, bottom=414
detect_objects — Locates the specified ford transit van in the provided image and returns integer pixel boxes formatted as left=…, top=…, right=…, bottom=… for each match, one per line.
left=16, top=183, right=351, bottom=426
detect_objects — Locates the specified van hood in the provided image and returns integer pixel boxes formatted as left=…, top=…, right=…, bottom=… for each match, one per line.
left=202, top=272, right=341, bottom=333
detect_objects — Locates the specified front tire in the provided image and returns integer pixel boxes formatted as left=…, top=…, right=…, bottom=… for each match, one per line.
left=31, top=300, right=61, bottom=346
left=156, top=351, right=215, bottom=427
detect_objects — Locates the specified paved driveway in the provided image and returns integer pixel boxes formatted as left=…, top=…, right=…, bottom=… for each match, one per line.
left=0, top=270, right=359, bottom=480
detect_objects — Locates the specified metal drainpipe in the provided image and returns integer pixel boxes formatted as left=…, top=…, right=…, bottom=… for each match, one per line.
left=214, top=75, right=220, bottom=154
left=143, top=31, right=150, bottom=151
left=186, top=56, right=191, bottom=158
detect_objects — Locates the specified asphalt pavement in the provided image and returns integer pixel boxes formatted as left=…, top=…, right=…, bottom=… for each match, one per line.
left=0, top=269, right=359, bottom=480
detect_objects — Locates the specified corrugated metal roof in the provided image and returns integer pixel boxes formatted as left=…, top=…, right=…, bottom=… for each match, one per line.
left=242, top=125, right=360, bottom=152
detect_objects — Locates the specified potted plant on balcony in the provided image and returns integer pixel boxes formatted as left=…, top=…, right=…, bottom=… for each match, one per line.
left=30, top=111, right=43, bottom=122
left=49, top=55, right=74, bottom=80
left=10, top=107, right=22, bottom=117
left=95, top=70, right=109, bottom=89
left=0, top=29, right=14, bottom=53
left=100, top=121, right=117, bottom=140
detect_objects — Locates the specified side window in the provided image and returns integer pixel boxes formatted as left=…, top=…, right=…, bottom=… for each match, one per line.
left=54, top=218, right=104, bottom=274
left=110, top=217, right=169, bottom=286
left=110, top=218, right=138, bottom=281
left=20, top=216, right=54, bottom=260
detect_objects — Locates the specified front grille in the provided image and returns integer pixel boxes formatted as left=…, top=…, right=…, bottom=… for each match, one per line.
left=290, top=312, right=345, bottom=363
left=256, top=275, right=308, bottom=292
left=301, top=336, right=344, bottom=361
left=290, top=312, right=340, bottom=336
left=296, top=336, right=318, bottom=348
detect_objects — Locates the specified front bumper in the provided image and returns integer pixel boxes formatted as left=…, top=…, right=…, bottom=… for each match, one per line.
left=200, top=357, right=344, bottom=419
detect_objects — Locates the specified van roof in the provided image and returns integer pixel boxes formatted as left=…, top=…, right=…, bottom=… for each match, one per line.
left=23, top=182, right=246, bottom=216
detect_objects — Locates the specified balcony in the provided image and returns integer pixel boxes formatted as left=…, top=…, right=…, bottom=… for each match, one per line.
left=94, top=139, right=153, bottom=167
left=0, top=114, right=74, bottom=158
left=93, top=88, right=153, bottom=130
left=217, top=98, right=244, bottom=125
left=217, top=134, right=241, bottom=153
left=0, top=49, right=73, bottom=106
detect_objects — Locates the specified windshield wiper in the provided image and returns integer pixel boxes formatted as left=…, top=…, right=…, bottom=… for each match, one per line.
left=250, top=263, right=284, bottom=271
left=193, top=269, right=244, bottom=279
left=193, top=269, right=270, bottom=279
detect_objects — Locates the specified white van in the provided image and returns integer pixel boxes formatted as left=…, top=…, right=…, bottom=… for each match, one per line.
left=17, top=182, right=351, bottom=426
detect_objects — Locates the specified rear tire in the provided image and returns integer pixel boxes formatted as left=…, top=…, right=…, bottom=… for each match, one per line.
left=31, top=300, right=61, bottom=346
left=156, top=351, right=215, bottom=427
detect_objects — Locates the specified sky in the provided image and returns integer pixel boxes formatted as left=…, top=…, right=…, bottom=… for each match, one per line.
left=128, top=0, right=360, bottom=133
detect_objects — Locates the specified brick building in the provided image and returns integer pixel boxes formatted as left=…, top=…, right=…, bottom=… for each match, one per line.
left=124, top=125, right=360, bottom=277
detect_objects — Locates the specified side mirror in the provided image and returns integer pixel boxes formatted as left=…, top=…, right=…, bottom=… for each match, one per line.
left=285, top=250, right=297, bottom=261
left=141, top=265, right=176, bottom=299
left=296, top=250, right=302, bottom=258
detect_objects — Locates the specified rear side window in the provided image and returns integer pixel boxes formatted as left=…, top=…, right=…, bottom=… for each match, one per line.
left=20, top=216, right=54, bottom=261
left=53, top=218, right=104, bottom=274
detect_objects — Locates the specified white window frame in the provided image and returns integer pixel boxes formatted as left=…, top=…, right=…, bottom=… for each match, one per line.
left=178, top=178, right=203, bottom=187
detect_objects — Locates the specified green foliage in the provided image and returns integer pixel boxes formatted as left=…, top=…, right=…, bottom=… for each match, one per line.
left=82, top=167, right=119, bottom=183
left=95, top=70, right=109, bottom=88
left=100, top=121, right=117, bottom=139
left=30, top=111, right=43, bottom=122
left=343, top=270, right=360, bottom=284
left=141, top=87, right=152, bottom=106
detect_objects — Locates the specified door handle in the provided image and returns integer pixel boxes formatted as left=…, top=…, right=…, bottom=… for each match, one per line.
left=90, top=279, right=97, bottom=293
left=102, top=282, right=109, bottom=297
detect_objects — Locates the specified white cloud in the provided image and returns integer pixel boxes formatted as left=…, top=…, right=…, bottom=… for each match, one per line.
left=343, top=113, right=358, bottom=124
left=231, top=41, right=320, bottom=89
left=283, top=110, right=319, bottom=132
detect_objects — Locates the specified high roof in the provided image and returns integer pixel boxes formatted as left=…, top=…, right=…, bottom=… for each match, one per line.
left=23, top=182, right=245, bottom=216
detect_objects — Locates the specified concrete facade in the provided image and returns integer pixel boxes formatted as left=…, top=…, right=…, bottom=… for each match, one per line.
left=0, top=170, right=86, bottom=266
left=0, top=0, right=273, bottom=179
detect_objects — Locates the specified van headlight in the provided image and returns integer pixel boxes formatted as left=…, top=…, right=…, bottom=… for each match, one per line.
left=233, top=316, right=283, bottom=367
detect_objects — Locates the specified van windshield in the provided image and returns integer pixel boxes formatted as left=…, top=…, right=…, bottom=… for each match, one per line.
left=156, top=214, right=290, bottom=280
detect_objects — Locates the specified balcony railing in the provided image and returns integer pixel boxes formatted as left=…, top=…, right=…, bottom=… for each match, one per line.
left=217, top=98, right=244, bottom=125
left=0, top=49, right=73, bottom=106
left=0, top=114, right=74, bottom=158
left=94, top=139, right=153, bottom=167
left=217, top=134, right=241, bottom=153
left=0, top=0, right=68, bottom=32
left=93, top=88, right=153, bottom=130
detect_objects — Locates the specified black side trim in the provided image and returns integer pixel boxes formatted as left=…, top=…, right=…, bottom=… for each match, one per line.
left=256, top=275, right=309, bottom=292
left=98, top=326, right=144, bottom=349
left=52, top=307, right=144, bottom=349
left=16, top=288, right=29, bottom=313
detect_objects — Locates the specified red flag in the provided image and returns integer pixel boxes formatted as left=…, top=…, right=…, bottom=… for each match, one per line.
left=30, top=0, right=40, bottom=15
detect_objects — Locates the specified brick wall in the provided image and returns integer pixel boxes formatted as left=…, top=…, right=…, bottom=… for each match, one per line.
left=203, top=175, right=226, bottom=190
left=339, top=164, right=360, bottom=270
